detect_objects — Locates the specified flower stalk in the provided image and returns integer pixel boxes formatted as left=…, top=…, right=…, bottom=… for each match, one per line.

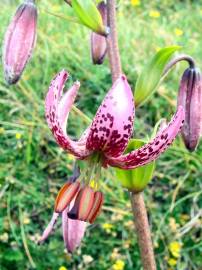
left=107, top=1, right=157, bottom=269
left=107, top=0, right=122, bottom=82
left=163, top=54, right=196, bottom=77
left=131, top=192, right=157, bottom=270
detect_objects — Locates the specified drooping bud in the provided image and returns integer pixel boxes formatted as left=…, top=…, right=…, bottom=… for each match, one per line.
left=90, top=2, right=107, bottom=65
left=54, top=182, right=80, bottom=213
left=178, top=67, right=202, bottom=151
left=2, top=0, right=37, bottom=84
left=87, top=191, right=104, bottom=224
left=68, top=186, right=94, bottom=221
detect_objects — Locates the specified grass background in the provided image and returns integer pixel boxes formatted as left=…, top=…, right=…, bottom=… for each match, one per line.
left=0, top=0, right=202, bottom=269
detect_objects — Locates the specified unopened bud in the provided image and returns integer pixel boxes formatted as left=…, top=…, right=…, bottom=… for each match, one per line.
left=178, top=67, right=202, bottom=151
left=2, top=0, right=37, bottom=84
left=90, top=2, right=107, bottom=65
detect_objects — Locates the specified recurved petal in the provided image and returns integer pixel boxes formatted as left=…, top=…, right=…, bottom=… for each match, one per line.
left=107, top=106, right=185, bottom=169
left=38, top=212, right=59, bottom=244
left=45, top=70, right=91, bottom=159
left=62, top=207, right=87, bottom=253
left=86, top=75, right=135, bottom=158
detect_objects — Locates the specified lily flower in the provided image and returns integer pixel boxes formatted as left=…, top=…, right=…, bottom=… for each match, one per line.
left=45, top=70, right=184, bottom=168
left=40, top=70, right=184, bottom=251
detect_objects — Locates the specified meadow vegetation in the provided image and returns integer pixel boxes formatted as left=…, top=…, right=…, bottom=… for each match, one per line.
left=0, top=0, right=201, bottom=269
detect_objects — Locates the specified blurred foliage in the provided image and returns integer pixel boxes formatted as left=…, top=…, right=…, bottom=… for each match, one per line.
left=0, top=0, right=202, bottom=269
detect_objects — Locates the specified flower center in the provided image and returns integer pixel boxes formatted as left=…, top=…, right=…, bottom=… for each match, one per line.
left=79, top=152, right=103, bottom=190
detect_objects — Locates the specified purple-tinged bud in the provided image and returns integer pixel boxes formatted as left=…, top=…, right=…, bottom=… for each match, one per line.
left=2, top=0, right=37, bottom=84
left=90, top=2, right=107, bottom=65
left=178, top=67, right=202, bottom=151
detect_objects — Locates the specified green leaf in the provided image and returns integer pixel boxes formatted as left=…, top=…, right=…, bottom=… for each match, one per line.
left=115, top=139, right=155, bottom=192
left=72, top=0, right=106, bottom=35
left=134, top=45, right=181, bottom=107
left=4, top=249, right=24, bottom=262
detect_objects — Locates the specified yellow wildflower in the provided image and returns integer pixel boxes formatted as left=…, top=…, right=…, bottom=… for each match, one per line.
left=0, top=127, right=5, bottom=134
left=174, top=28, right=183, bottom=36
left=112, top=259, right=125, bottom=270
left=102, top=223, right=114, bottom=233
left=169, top=241, right=181, bottom=258
left=23, top=217, right=31, bottom=225
left=168, top=258, right=177, bottom=267
left=131, top=0, right=140, bottom=6
left=15, top=133, right=22, bottom=140
left=59, top=266, right=67, bottom=270
left=149, top=10, right=160, bottom=18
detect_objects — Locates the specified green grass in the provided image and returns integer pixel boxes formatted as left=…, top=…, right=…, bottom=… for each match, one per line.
left=0, top=0, right=202, bottom=269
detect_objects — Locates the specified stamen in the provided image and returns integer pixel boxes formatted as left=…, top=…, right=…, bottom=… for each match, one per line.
left=87, top=191, right=104, bottom=224
left=68, top=186, right=94, bottom=221
left=54, top=182, right=80, bottom=213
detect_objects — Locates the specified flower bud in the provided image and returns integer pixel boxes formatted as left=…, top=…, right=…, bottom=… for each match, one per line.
left=54, top=182, right=80, bottom=213
left=90, top=2, right=107, bottom=65
left=178, top=67, right=202, bottom=151
left=68, top=186, right=94, bottom=221
left=2, top=0, right=37, bottom=84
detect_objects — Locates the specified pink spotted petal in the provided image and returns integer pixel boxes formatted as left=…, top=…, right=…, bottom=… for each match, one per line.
left=38, top=212, right=59, bottom=244
left=45, top=70, right=91, bottom=159
left=62, top=207, right=87, bottom=253
left=107, top=106, right=185, bottom=169
left=86, top=75, right=135, bottom=158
